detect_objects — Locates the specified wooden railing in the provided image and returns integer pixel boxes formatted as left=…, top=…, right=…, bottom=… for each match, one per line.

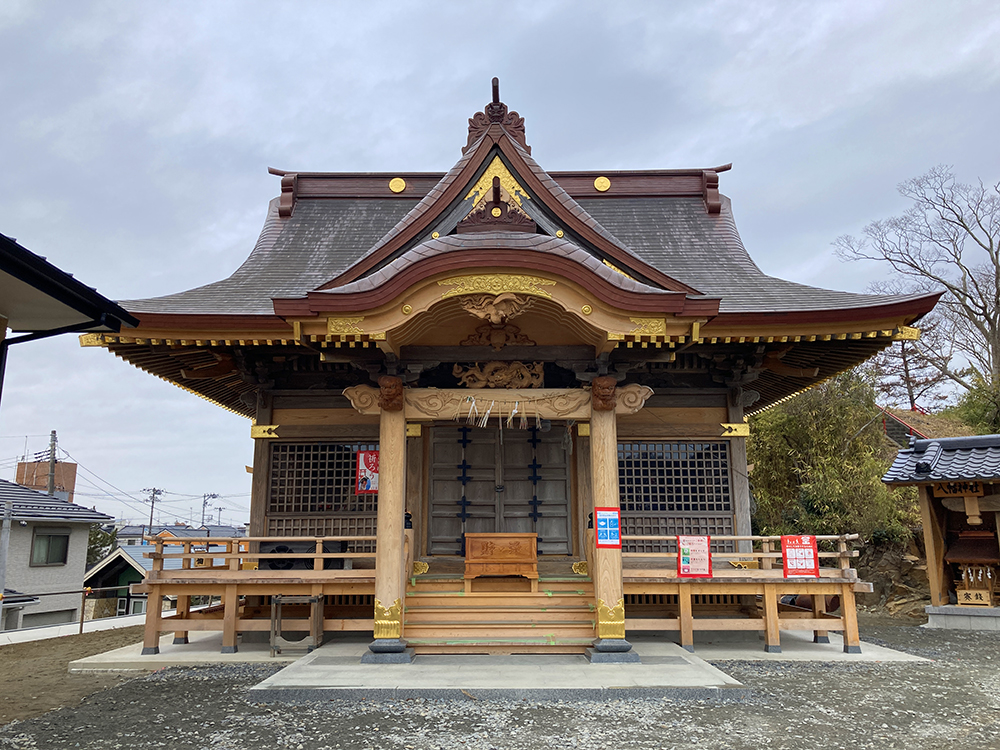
left=144, top=535, right=377, bottom=574
left=621, top=533, right=860, bottom=575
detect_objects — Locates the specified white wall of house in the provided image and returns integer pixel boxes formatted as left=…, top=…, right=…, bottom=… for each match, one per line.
left=5, top=521, right=90, bottom=628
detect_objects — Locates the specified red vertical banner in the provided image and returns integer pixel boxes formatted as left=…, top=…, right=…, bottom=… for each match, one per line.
left=781, top=535, right=820, bottom=578
left=677, top=535, right=712, bottom=578
left=356, top=450, right=379, bottom=494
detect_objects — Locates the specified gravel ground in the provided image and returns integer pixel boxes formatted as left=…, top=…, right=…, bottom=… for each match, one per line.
left=2, top=615, right=999, bottom=750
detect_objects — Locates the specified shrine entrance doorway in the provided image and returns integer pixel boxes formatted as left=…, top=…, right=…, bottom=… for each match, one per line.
left=427, top=424, right=572, bottom=556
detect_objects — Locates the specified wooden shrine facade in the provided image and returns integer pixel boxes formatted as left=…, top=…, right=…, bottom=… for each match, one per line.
left=94, top=80, right=938, bottom=658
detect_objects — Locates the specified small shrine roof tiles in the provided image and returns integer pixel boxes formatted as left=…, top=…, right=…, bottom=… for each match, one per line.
left=883, top=435, right=1000, bottom=484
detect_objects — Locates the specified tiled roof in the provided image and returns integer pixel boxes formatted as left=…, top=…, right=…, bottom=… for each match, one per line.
left=883, top=435, right=1000, bottom=484
left=120, top=190, right=931, bottom=318
left=0, top=479, right=112, bottom=523
left=312, top=232, right=697, bottom=301
left=579, top=196, right=930, bottom=314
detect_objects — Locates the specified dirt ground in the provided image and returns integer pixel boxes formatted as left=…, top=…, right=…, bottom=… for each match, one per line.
left=0, top=626, right=143, bottom=725
left=3, top=614, right=1000, bottom=749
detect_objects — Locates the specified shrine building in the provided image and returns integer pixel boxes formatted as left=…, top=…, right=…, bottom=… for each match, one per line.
left=86, top=81, right=939, bottom=660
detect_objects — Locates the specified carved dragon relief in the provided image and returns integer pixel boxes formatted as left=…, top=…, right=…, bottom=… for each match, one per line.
left=457, top=292, right=537, bottom=351
left=453, top=361, right=544, bottom=389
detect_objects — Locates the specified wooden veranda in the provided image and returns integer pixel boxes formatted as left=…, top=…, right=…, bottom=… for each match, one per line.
left=137, top=532, right=870, bottom=655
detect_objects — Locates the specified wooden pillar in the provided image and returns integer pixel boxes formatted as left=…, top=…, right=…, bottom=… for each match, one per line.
left=248, top=391, right=273, bottom=538
left=678, top=586, right=694, bottom=652
left=918, top=485, right=949, bottom=607
left=141, top=584, right=162, bottom=655
left=762, top=583, right=781, bottom=653
left=367, top=376, right=409, bottom=659
left=841, top=583, right=861, bottom=653
left=589, top=376, right=629, bottom=654
left=728, top=392, right=753, bottom=554
left=221, top=584, right=239, bottom=653
left=173, top=541, right=192, bottom=645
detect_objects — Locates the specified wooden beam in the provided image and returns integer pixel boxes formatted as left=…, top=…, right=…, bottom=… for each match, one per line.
left=399, top=345, right=596, bottom=361
left=918, top=485, right=949, bottom=607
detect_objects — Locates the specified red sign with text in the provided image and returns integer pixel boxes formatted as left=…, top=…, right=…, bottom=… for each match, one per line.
left=781, top=535, right=820, bottom=578
left=355, top=450, right=379, bottom=494
left=677, top=535, right=712, bottom=578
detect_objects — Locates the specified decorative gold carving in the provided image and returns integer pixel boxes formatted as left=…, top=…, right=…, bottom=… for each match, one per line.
left=465, top=155, right=530, bottom=207
left=459, top=293, right=533, bottom=325
left=388, top=177, right=406, bottom=193
left=555, top=230, right=564, bottom=238
left=607, top=332, right=625, bottom=341
left=373, top=597, right=402, bottom=639
left=581, top=305, right=593, bottom=315
left=629, top=317, right=667, bottom=336
left=406, top=423, right=422, bottom=437
left=604, top=260, right=635, bottom=280
left=597, top=597, right=626, bottom=639
left=894, top=326, right=921, bottom=341
left=342, top=385, right=381, bottom=414
left=594, top=176, right=611, bottom=192
left=615, top=384, right=654, bottom=414
left=251, top=425, right=279, bottom=439
left=572, top=561, right=589, bottom=576
left=79, top=333, right=107, bottom=347
left=461, top=323, right=535, bottom=351
left=403, top=388, right=592, bottom=420
left=591, top=376, right=617, bottom=412
left=327, top=316, right=364, bottom=335
left=412, top=561, right=429, bottom=576
left=431, top=232, right=440, bottom=239
left=577, top=423, right=590, bottom=437
left=453, top=361, right=544, bottom=389
left=378, top=375, right=404, bottom=412
left=721, top=422, right=751, bottom=437
left=402, top=304, right=413, bottom=315
left=440, top=274, right=556, bottom=300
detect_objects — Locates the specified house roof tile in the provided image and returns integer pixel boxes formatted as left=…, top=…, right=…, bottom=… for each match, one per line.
left=883, top=435, right=1000, bottom=484
left=0, top=479, right=112, bottom=523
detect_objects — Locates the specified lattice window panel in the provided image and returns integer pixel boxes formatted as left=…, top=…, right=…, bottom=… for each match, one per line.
left=268, top=443, right=378, bottom=514
left=619, top=441, right=734, bottom=554
left=619, top=442, right=731, bottom=513
left=266, top=515, right=378, bottom=552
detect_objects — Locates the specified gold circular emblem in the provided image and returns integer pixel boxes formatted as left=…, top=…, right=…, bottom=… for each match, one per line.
left=402, top=304, right=413, bottom=315
left=389, top=177, right=406, bottom=193
left=431, top=231, right=440, bottom=239
left=491, top=207, right=502, bottom=217
left=555, top=230, right=564, bottom=238
left=581, top=305, right=593, bottom=315
left=594, top=176, right=611, bottom=192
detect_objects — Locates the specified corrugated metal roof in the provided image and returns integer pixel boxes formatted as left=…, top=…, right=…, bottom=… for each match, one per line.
left=883, top=435, right=1000, bottom=484
left=0, top=479, right=112, bottom=523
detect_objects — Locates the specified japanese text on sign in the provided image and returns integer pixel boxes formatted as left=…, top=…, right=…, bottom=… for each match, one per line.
left=677, top=535, right=712, bottom=578
left=356, top=450, right=379, bottom=494
left=594, top=507, right=621, bottom=549
left=781, top=535, right=819, bottom=578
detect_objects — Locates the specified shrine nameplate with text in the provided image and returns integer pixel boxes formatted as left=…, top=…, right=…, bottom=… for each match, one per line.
left=464, top=533, right=539, bottom=583
left=933, top=481, right=984, bottom=498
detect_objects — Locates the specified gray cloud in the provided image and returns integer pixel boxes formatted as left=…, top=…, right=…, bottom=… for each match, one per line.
left=2, top=0, right=998, bottom=523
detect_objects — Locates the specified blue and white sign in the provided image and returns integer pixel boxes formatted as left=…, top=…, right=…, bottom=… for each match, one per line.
left=594, top=507, right=621, bottom=549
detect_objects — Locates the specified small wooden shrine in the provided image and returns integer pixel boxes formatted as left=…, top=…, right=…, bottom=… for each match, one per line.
left=884, top=435, right=1000, bottom=628
left=86, top=80, right=939, bottom=658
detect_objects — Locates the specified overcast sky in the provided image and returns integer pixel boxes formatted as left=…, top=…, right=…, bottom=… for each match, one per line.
left=1, top=1, right=998, bottom=526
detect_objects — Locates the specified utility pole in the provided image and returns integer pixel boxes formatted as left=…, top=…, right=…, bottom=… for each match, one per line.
left=0, top=500, right=13, bottom=625
left=46, top=430, right=57, bottom=495
left=216, top=506, right=224, bottom=526
left=140, top=487, right=163, bottom=545
left=201, top=493, right=219, bottom=527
